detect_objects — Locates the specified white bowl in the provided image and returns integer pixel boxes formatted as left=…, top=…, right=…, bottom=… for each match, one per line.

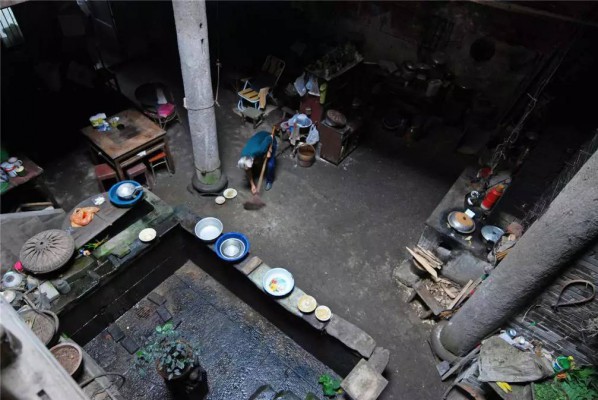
left=194, top=217, right=223, bottom=241
left=262, top=268, right=295, bottom=297
left=223, top=188, right=237, bottom=199
left=215, top=196, right=226, bottom=205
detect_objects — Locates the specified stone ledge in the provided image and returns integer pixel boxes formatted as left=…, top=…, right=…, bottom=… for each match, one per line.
left=175, top=207, right=387, bottom=398
left=325, top=315, right=376, bottom=358
left=341, top=359, right=388, bottom=400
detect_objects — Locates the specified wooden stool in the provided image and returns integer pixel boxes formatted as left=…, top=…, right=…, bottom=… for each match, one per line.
left=148, top=151, right=173, bottom=184
left=126, top=162, right=151, bottom=189
left=95, top=163, right=117, bottom=192
left=240, top=107, right=265, bottom=129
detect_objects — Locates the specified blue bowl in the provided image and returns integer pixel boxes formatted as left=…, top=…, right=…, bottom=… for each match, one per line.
left=215, top=232, right=249, bottom=262
left=108, top=180, right=144, bottom=207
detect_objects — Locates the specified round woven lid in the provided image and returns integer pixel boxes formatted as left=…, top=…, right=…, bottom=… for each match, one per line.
left=19, top=229, right=74, bottom=274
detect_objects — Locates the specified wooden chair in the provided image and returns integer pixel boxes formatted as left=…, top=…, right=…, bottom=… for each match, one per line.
left=239, top=87, right=270, bottom=128
left=147, top=151, right=173, bottom=184
left=237, top=55, right=285, bottom=111
left=135, top=83, right=181, bottom=129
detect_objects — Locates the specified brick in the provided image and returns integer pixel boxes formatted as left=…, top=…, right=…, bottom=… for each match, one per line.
left=236, top=256, right=263, bottom=276
left=106, top=324, right=125, bottom=342
left=147, top=291, right=166, bottom=306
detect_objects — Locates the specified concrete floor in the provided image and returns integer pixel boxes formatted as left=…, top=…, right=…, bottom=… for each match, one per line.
left=44, top=56, right=472, bottom=399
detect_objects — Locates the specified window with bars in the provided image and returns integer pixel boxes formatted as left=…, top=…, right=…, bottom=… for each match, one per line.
left=0, top=7, right=24, bottom=48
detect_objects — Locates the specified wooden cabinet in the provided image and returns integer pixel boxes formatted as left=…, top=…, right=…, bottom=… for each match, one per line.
left=319, top=121, right=360, bottom=165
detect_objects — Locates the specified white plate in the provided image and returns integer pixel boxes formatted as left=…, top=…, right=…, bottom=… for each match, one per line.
left=297, top=295, right=317, bottom=313
left=262, top=268, right=295, bottom=297
left=223, top=188, right=237, bottom=199
left=215, top=196, right=226, bottom=205
left=315, top=305, right=332, bottom=322
left=138, top=228, right=157, bottom=242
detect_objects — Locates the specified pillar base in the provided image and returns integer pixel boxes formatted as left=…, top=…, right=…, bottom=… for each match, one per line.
left=430, top=321, right=459, bottom=362
left=192, top=172, right=228, bottom=194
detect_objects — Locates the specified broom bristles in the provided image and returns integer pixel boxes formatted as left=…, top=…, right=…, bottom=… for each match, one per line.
left=243, top=195, right=265, bottom=210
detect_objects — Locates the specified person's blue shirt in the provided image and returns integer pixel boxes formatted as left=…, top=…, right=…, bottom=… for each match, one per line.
left=241, top=131, right=272, bottom=159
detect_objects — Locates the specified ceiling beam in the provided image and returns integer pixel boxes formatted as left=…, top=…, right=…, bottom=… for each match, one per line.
left=1, top=0, right=29, bottom=10
left=470, top=0, right=598, bottom=28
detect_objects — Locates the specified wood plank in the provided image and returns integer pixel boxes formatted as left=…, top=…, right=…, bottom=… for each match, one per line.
left=417, top=246, right=443, bottom=264
left=413, top=282, right=444, bottom=316
left=62, top=193, right=131, bottom=248
left=454, top=277, right=483, bottom=309
left=414, top=248, right=440, bottom=264
left=441, top=346, right=480, bottom=381
left=406, top=247, right=438, bottom=280
left=413, top=247, right=442, bottom=269
left=440, top=283, right=457, bottom=299
left=448, top=280, right=473, bottom=310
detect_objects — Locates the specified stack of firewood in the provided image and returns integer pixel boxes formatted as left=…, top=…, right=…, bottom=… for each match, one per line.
left=406, top=246, right=443, bottom=281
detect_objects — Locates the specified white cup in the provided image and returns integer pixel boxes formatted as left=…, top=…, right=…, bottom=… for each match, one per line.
left=7, top=157, right=22, bottom=167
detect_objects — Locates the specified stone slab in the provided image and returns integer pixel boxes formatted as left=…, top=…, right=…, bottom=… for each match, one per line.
left=276, top=286, right=306, bottom=317
left=248, top=263, right=271, bottom=290
left=325, top=314, right=376, bottom=358
left=368, top=347, right=390, bottom=374
left=443, top=250, right=489, bottom=285
left=341, top=359, right=388, bottom=400
left=301, top=311, right=328, bottom=331
left=392, top=259, right=421, bottom=288
left=147, top=291, right=166, bottom=305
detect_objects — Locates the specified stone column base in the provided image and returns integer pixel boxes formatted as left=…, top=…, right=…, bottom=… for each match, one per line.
left=430, top=321, right=459, bottom=362
left=192, top=172, right=228, bottom=194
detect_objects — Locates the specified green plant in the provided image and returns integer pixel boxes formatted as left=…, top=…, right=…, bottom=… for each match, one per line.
left=318, top=374, right=342, bottom=398
left=134, top=322, right=199, bottom=381
left=534, top=367, right=598, bottom=400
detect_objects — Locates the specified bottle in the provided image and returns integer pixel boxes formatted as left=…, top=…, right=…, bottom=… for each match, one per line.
left=553, top=356, right=574, bottom=372
left=481, top=184, right=505, bottom=211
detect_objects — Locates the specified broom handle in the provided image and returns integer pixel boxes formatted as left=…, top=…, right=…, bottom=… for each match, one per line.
left=256, top=126, right=276, bottom=193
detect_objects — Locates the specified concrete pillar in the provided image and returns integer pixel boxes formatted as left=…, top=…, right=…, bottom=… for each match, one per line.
left=172, top=0, right=227, bottom=193
left=433, top=149, right=598, bottom=359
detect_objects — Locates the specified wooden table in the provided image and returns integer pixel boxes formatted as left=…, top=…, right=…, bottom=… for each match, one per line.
left=0, top=157, right=59, bottom=209
left=81, top=109, right=175, bottom=180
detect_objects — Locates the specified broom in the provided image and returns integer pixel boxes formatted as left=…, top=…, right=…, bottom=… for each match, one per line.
left=243, top=126, right=276, bottom=210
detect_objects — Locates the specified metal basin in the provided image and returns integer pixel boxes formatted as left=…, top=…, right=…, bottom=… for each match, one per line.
left=194, top=217, right=223, bottom=242
left=215, top=232, right=249, bottom=262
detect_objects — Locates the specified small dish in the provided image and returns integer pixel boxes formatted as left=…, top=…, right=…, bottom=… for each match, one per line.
left=263, top=268, right=295, bottom=297
left=223, top=188, right=237, bottom=199
left=215, top=196, right=226, bottom=205
left=138, top=228, right=157, bottom=242
left=315, top=305, right=332, bottom=322
left=297, top=295, right=317, bottom=313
